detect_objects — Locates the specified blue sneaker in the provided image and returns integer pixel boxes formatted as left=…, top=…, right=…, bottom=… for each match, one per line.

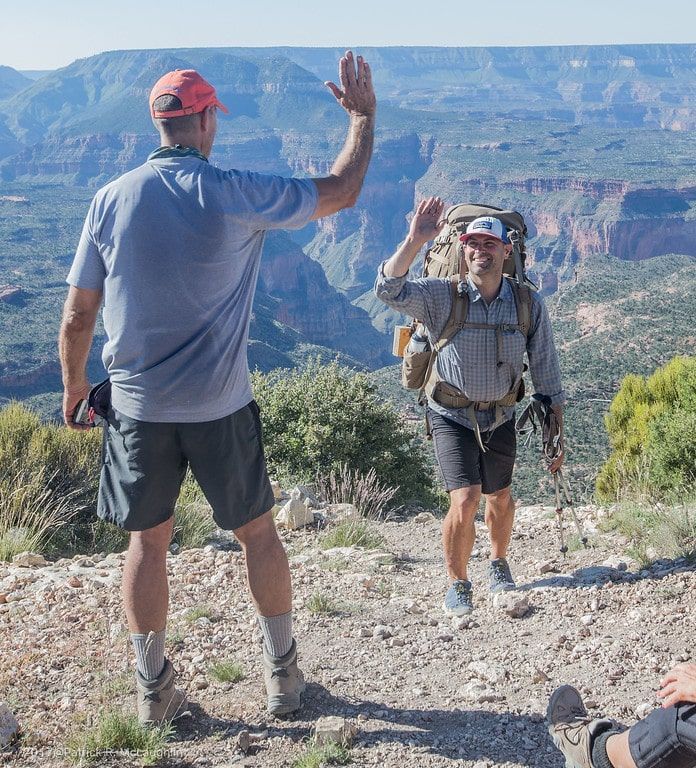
left=488, top=558, right=516, bottom=593
left=443, top=579, right=474, bottom=616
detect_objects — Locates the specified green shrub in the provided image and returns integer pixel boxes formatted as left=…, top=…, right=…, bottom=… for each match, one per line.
left=208, top=660, right=245, bottom=683
left=292, top=740, right=352, bottom=768
left=320, top=520, right=385, bottom=551
left=315, top=464, right=397, bottom=519
left=597, top=356, right=696, bottom=501
left=306, top=592, right=340, bottom=616
left=0, top=403, right=101, bottom=558
left=68, top=711, right=172, bottom=765
left=172, top=474, right=216, bottom=550
left=603, top=499, right=696, bottom=564
left=251, top=359, right=435, bottom=507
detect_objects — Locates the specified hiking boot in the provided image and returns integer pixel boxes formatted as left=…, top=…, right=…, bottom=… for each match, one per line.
left=546, top=685, right=616, bottom=768
left=263, top=639, right=305, bottom=717
left=135, top=658, right=187, bottom=725
left=488, top=558, right=516, bottom=593
left=443, top=579, right=474, bottom=616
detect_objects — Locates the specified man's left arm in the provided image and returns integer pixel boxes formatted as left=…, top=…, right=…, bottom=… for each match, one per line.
left=59, top=286, right=102, bottom=429
left=526, top=296, right=566, bottom=473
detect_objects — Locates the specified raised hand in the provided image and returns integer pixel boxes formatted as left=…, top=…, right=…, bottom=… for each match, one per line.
left=657, top=663, right=696, bottom=708
left=325, top=50, right=376, bottom=118
left=408, top=196, right=446, bottom=247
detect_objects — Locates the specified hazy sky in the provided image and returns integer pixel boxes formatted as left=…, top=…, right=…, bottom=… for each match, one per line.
left=5, top=0, right=696, bottom=70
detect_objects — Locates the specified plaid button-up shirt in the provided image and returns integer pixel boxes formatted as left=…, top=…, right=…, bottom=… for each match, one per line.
left=375, top=265, right=565, bottom=431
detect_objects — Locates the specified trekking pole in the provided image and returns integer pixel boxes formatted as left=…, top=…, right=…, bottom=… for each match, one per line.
left=553, top=468, right=588, bottom=556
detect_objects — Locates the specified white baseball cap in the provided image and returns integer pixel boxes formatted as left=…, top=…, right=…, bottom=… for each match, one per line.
left=459, top=216, right=509, bottom=244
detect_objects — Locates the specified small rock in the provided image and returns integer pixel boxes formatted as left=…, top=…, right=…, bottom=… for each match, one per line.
left=413, top=512, right=436, bottom=524
left=238, top=728, right=268, bottom=754
left=373, top=625, right=392, bottom=640
left=12, top=552, right=47, bottom=567
left=539, top=561, right=560, bottom=574
left=275, top=489, right=314, bottom=530
left=452, top=616, right=475, bottom=630
left=270, top=480, right=283, bottom=501
left=0, top=594, right=6, bottom=604
left=492, top=591, right=530, bottom=618
left=532, top=668, right=550, bottom=684
left=460, top=681, right=504, bottom=704
left=580, top=614, right=594, bottom=626
left=66, top=576, right=83, bottom=588
left=314, top=716, right=356, bottom=747
left=635, top=702, right=654, bottom=719
left=0, top=702, right=19, bottom=746
left=468, top=661, right=507, bottom=685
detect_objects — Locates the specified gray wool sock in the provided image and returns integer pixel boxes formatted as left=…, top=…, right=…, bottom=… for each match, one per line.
left=258, top=611, right=293, bottom=658
left=131, top=629, right=166, bottom=681
left=591, top=728, right=622, bottom=768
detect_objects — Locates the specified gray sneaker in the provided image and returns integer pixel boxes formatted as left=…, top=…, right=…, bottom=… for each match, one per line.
left=546, top=685, right=616, bottom=768
left=263, top=639, right=305, bottom=717
left=488, top=558, right=516, bottom=593
left=443, top=579, right=474, bottom=616
left=135, top=658, right=187, bottom=725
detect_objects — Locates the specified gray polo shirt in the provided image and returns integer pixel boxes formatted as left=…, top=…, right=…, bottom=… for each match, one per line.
left=67, top=154, right=317, bottom=422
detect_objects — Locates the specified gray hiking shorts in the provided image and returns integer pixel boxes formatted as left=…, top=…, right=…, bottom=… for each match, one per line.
left=427, top=409, right=516, bottom=494
left=629, top=702, right=696, bottom=768
left=97, top=400, right=275, bottom=532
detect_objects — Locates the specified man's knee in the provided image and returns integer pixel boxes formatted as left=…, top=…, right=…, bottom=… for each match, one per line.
left=448, top=486, right=482, bottom=521
left=485, top=485, right=513, bottom=504
left=128, top=517, right=174, bottom=554
left=234, top=510, right=278, bottom=550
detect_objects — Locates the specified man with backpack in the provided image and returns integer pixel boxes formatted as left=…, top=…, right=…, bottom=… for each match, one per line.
left=374, top=196, right=565, bottom=616
left=59, top=51, right=375, bottom=724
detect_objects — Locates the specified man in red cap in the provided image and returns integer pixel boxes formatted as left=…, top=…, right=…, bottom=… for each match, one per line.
left=59, top=51, right=375, bottom=724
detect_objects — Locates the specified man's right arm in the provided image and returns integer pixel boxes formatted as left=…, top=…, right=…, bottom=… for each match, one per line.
left=59, top=285, right=102, bottom=429
left=311, top=51, right=376, bottom=220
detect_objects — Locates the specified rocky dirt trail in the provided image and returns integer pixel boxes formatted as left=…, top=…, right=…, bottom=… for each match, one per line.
left=0, top=497, right=694, bottom=767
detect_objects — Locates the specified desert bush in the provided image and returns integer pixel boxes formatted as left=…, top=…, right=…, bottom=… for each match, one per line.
left=315, top=464, right=397, bottom=519
left=68, top=710, right=172, bottom=765
left=0, top=402, right=219, bottom=557
left=320, top=520, right=385, bottom=551
left=172, top=473, right=216, bottom=550
left=603, top=499, right=696, bottom=564
left=251, top=359, right=436, bottom=507
left=0, top=465, right=81, bottom=561
left=597, top=356, right=695, bottom=501
left=0, top=403, right=101, bottom=558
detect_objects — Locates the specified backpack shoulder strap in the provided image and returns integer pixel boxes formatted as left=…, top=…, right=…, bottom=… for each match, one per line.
left=434, top=276, right=468, bottom=350
left=419, top=276, right=468, bottom=403
left=508, top=278, right=532, bottom=338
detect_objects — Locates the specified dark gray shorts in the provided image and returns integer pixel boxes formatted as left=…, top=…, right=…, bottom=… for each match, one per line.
left=629, top=703, right=696, bottom=768
left=97, top=400, right=275, bottom=532
left=428, top=410, right=516, bottom=494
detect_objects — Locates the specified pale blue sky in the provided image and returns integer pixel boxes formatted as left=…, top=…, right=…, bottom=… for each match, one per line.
left=5, top=0, right=696, bottom=70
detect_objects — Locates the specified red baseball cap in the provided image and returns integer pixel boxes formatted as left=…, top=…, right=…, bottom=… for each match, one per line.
left=149, top=69, right=229, bottom=118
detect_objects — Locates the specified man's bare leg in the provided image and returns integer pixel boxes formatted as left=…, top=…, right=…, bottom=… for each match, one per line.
left=484, top=485, right=515, bottom=560
left=235, top=510, right=291, bottom=616
left=122, top=516, right=173, bottom=680
left=123, top=517, right=173, bottom=632
left=235, top=510, right=293, bottom=658
left=442, top=485, right=482, bottom=581
left=606, top=731, right=637, bottom=768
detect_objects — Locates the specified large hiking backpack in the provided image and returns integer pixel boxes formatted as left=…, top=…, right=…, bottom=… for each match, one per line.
left=397, top=203, right=535, bottom=444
